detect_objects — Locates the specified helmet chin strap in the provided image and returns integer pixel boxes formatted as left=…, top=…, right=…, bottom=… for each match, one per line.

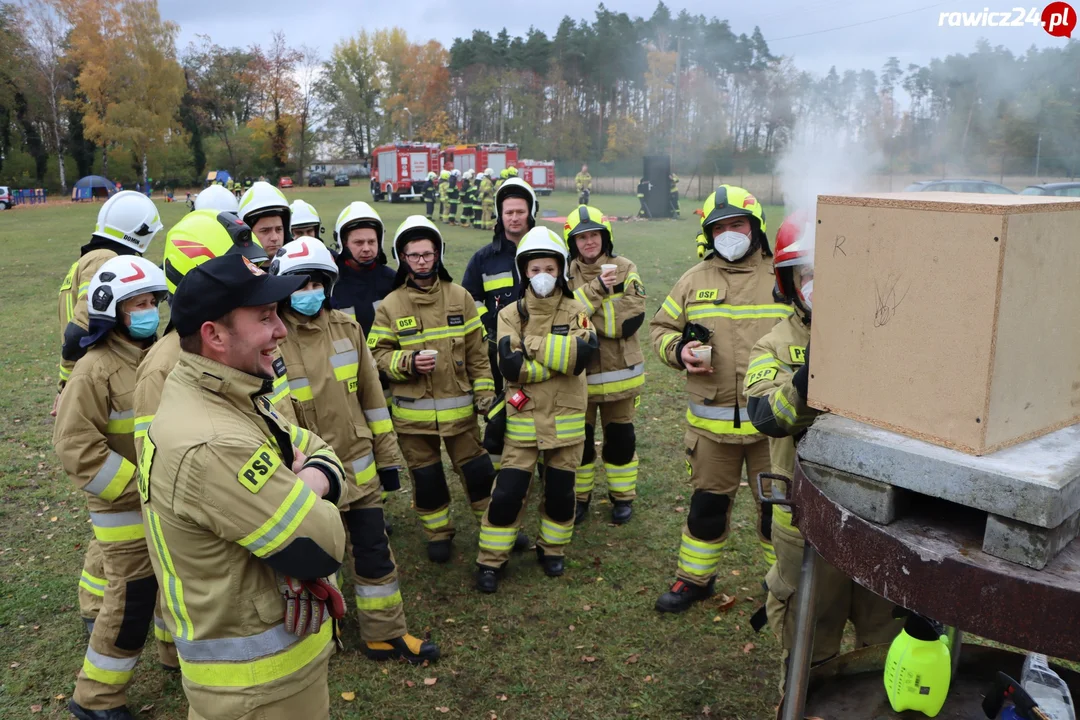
left=412, top=268, right=437, bottom=279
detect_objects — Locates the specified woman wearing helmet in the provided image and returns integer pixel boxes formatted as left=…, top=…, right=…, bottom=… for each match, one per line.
left=744, top=212, right=901, bottom=689
left=289, top=199, right=323, bottom=240
left=368, top=217, right=502, bottom=564
left=54, top=256, right=169, bottom=719
left=330, top=201, right=396, bottom=339
left=238, top=181, right=291, bottom=260
left=564, top=205, right=647, bottom=526
left=269, top=238, right=440, bottom=666
left=475, top=227, right=598, bottom=593
left=649, top=184, right=792, bottom=614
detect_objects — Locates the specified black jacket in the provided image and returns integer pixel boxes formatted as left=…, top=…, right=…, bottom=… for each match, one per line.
left=331, top=259, right=397, bottom=337
left=462, top=232, right=520, bottom=339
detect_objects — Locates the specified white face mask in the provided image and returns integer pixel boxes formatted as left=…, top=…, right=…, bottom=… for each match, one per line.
left=713, top=230, right=751, bottom=261
left=529, top=272, right=557, bottom=297
left=799, top=279, right=813, bottom=309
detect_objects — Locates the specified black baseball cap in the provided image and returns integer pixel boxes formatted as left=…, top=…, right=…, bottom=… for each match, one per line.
left=172, top=253, right=305, bottom=337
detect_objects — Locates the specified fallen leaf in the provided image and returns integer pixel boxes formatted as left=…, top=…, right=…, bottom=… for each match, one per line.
left=575, top=645, right=585, bottom=649
left=55, top=694, right=66, bottom=700
left=581, top=655, right=597, bottom=663
left=405, top=680, right=415, bottom=688
left=341, top=691, right=356, bottom=701
left=717, top=594, right=737, bottom=612
left=625, top=653, right=640, bottom=664
left=644, top=675, right=653, bottom=682
left=50, top=517, right=58, bottom=522
left=568, top=624, right=575, bottom=631
left=9, top=662, right=19, bottom=669
left=742, top=642, right=755, bottom=654
left=674, top=506, right=685, bottom=513
left=445, top=618, right=455, bottom=623
left=424, top=678, right=438, bottom=686
left=582, top=604, right=591, bottom=611
left=497, top=694, right=508, bottom=701
left=381, top=668, right=389, bottom=675
left=735, top=625, right=741, bottom=631
left=703, top=705, right=712, bottom=717
left=712, top=615, right=722, bottom=623
left=30, top=706, right=42, bottom=714
left=455, top=640, right=464, bottom=646
left=139, top=704, right=154, bottom=713
left=481, top=625, right=490, bottom=632
left=489, top=713, right=499, bottom=719
left=436, top=706, right=450, bottom=713
left=731, top=570, right=741, bottom=576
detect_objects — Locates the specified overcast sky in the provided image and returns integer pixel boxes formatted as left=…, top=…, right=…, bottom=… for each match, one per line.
left=161, top=0, right=1069, bottom=76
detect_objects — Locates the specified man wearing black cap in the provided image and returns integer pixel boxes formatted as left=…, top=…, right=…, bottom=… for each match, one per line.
left=140, top=254, right=351, bottom=720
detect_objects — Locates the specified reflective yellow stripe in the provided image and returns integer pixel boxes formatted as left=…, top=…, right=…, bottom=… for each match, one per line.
left=482, top=272, right=514, bottom=292
left=154, top=617, right=173, bottom=642
left=79, top=569, right=106, bottom=597
left=397, top=322, right=481, bottom=347
left=539, top=518, right=573, bottom=545
left=773, top=505, right=797, bottom=532
left=419, top=507, right=449, bottom=530
left=573, top=287, right=595, bottom=315
left=522, top=359, right=551, bottom=383
left=678, top=533, right=724, bottom=577
left=506, top=416, right=537, bottom=442
left=134, top=415, right=153, bottom=441
left=543, top=334, right=571, bottom=373
left=772, top=389, right=799, bottom=426
left=355, top=584, right=403, bottom=611
left=748, top=353, right=785, bottom=373
left=391, top=403, right=474, bottom=424
left=658, top=332, right=681, bottom=361
left=237, top=481, right=317, bottom=558
left=602, top=300, right=616, bottom=337
left=686, top=303, right=793, bottom=321
left=147, top=509, right=194, bottom=641
left=387, top=351, right=411, bottom=381
left=84, top=452, right=137, bottom=501
left=479, top=525, right=517, bottom=551
left=289, top=425, right=311, bottom=453
left=352, top=454, right=377, bottom=485
left=331, top=349, right=359, bottom=383
left=78, top=281, right=90, bottom=298
left=661, top=295, right=682, bottom=319
left=91, top=511, right=147, bottom=542
left=364, top=408, right=394, bottom=435
left=604, top=459, right=638, bottom=492
left=268, top=376, right=290, bottom=405
left=575, top=463, right=596, bottom=494
left=82, top=648, right=138, bottom=686
left=106, top=409, right=134, bottom=435
left=555, top=413, right=586, bottom=440
left=685, top=406, right=760, bottom=437
left=761, top=541, right=777, bottom=566
left=59, top=364, right=72, bottom=382
left=473, top=377, right=496, bottom=393
left=289, top=378, right=313, bottom=402
left=179, top=620, right=332, bottom=688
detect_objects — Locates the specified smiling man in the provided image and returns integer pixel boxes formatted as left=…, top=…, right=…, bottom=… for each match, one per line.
left=142, top=253, right=351, bottom=720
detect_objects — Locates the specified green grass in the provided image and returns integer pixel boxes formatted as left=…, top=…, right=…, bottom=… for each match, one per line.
left=0, top=187, right=787, bottom=719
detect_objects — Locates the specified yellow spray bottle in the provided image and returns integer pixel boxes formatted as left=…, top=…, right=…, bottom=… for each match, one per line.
left=883, top=612, right=952, bottom=717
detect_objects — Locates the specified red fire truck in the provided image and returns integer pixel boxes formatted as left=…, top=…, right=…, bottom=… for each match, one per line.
left=518, top=159, right=555, bottom=196
left=370, top=142, right=440, bottom=202
left=440, top=143, right=519, bottom=177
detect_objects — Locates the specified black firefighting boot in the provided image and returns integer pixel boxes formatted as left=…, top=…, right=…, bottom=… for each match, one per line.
left=574, top=498, right=590, bottom=525
left=535, top=547, right=565, bottom=577
left=611, top=497, right=633, bottom=525
left=475, top=564, right=502, bottom=593
left=68, top=700, right=135, bottom=720
left=513, top=531, right=530, bottom=553
left=654, top=578, right=715, bottom=614
left=427, top=539, right=452, bottom=564
left=363, top=634, right=440, bottom=664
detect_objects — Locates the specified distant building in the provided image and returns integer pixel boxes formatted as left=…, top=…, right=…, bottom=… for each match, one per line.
left=309, top=158, right=369, bottom=177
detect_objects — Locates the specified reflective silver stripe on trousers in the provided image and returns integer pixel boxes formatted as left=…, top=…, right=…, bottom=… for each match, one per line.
left=587, top=363, right=645, bottom=385
left=85, top=646, right=139, bottom=672
left=352, top=453, right=375, bottom=475
left=354, top=580, right=400, bottom=598
left=172, top=618, right=324, bottom=662
left=363, top=408, right=391, bottom=423
left=84, top=452, right=127, bottom=497
left=289, top=378, right=310, bottom=392
left=392, top=394, right=473, bottom=410
left=330, top=350, right=359, bottom=369
left=687, top=402, right=751, bottom=421
left=89, top=510, right=143, bottom=527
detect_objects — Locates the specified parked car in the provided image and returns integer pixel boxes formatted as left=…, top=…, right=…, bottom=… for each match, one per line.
left=279, top=176, right=294, bottom=189
left=0, top=186, right=11, bottom=209
left=308, top=174, right=325, bottom=187
left=334, top=172, right=350, bottom=187
left=1020, top=182, right=1080, bottom=197
left=904, top=179, right=1016, bottom=194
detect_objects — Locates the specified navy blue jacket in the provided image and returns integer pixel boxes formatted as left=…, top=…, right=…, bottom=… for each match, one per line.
left=331, top=259, right=397, bottom=338
left=461, top=232, right=520, bottom=339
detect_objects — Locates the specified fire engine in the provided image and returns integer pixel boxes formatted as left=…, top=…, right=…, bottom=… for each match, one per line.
left=440, top=143, right=519, bottom=177
left=518, top=159, right=555, bottom=196
left=370, top=142, right=440, bottom=202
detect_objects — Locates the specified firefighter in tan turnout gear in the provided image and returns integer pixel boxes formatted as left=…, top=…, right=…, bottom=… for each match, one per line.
left=141, top=254, right=350, bottom=720
left=563, top=205, right=646, bottom=525
left=650, top=185, right=792, bottom=614
left=475, top=227, right=598, bottom=593
left=55, top=191, right=163, bottom=645
left=271, top=238, right=440, bottom=665
left=54, top=256, right=168, bottom=720
left=744, top=212, right=901, bottom=688
left=368, top=216, right=507, bottom=563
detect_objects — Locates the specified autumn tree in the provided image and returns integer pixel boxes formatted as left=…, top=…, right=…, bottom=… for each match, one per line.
left=182, top=37, right=261, bottom=170
left=250, top=32, right=300, bottom=172
left=321, top=31, right=383, bottom=157
left=21, top=0, right=72, bottom=190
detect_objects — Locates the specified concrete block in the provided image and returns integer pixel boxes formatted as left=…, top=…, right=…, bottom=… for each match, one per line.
left=799, top=414, right=1080, bottom=528
left=983, top=508, right=1080, bottom=570
left=801, top=461, right=905, bottom=524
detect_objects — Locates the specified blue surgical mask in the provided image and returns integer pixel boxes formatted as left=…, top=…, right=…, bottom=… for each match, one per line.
left=127, top=308, right=160, bottom=339
left=290, top=288, right=325, bottom=316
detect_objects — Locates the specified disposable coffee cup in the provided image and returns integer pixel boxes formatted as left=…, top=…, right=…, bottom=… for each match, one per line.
left=419, top=349, right=438, bottom=368
left=600, top=263, right=617, bottom=273
left=690, top=345, right=712, bottom=365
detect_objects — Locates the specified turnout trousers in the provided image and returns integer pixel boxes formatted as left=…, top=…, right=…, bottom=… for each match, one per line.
left=187, top=659, right=330, bottom=720
left=575, top=396, right=639, bottom=504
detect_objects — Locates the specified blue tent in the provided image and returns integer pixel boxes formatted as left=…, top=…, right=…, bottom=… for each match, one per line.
left=72, top=175, right=117, bottom=201
left=206, top=170, right=232, bottom=187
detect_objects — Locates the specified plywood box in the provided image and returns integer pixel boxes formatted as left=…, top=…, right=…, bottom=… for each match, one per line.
left=808, top=192, right=1080, bottom=455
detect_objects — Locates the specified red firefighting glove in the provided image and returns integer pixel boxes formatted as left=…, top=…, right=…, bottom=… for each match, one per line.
left=283, top=577, right=347, bottom=637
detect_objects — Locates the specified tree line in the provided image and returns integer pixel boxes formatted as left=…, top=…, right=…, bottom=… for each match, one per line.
left=1, top=0, right=1078, bottom=192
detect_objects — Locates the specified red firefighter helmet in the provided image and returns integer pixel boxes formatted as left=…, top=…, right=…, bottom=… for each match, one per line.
left=773, top=210, right=813, bottom=315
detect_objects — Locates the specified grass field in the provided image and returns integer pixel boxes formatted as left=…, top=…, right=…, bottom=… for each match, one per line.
left=0, top=186, right=790, bottom=719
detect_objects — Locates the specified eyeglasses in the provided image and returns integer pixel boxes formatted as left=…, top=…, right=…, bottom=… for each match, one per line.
left=404, top=252, right=437, bottom=263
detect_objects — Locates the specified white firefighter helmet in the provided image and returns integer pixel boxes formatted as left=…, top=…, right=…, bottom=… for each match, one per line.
left=495, top=177, right=538, bottom=219
left=92, top=191, right=163, bottom=254
left=88, top=255, right=167, bottom=322
left=427, top=171, right=436, bottom=181
left=390, top=215, right=444, bottom=268
left=334, top=201, right=384, bottom=257
left=451, top=168, right=461, bottom=178
left=270, top=238, right=339, bottom=296
left=193, top=184, right=239, bottom=214
left=515, top=226, right=569, bottom=281
left=463, top=169, right=475, bottom=180
left=238, top=181, right=291, bottom=228
left=484, top=168, right=494, bottom=178
left=290, top=199, right=322, bottom=233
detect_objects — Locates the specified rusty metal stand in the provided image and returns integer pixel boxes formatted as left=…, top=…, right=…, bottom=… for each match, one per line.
left=779, top=544, right=820, bottom=720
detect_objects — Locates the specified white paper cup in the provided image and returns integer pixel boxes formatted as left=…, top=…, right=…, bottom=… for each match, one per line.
left=690, top=345, right=712, bottom=365
left=600, top=263, right=617, bottom=273
left=419, top=349, right=438, bottom=367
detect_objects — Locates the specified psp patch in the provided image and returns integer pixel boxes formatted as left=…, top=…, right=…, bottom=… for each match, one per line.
left=138, top=434, right=156, bottom=503
left=746, top=366, right=778, bottom=387
left=237, top=441, right=281, bottom=494
left=789, top=346, right=807, bottom=364
left=272, top=357, right=287, bottom=378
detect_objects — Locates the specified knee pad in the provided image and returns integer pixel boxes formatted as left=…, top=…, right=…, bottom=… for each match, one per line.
left=544, top=467, right=577, bottom=523
left=460, top=454, right=496, bottom=504
left=580, top=424, right=596, bottom=466
left=487, top=467, right=531, bottom=525
left=687, top=490, right=733, bottom=541
left=411, top=463, right=450, bottom=511
left=601, top=422, right=636, bottom=466
left=344, top=508, right=394, bottom=579
left=116, top=574, right=158, bottom=651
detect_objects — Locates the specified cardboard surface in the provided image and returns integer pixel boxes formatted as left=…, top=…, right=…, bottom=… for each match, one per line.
left=808, top=192, right=1080, bottom=454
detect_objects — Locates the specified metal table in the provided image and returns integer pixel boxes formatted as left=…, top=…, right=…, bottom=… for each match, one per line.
left=780, top=456, right=1080, bottom=720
